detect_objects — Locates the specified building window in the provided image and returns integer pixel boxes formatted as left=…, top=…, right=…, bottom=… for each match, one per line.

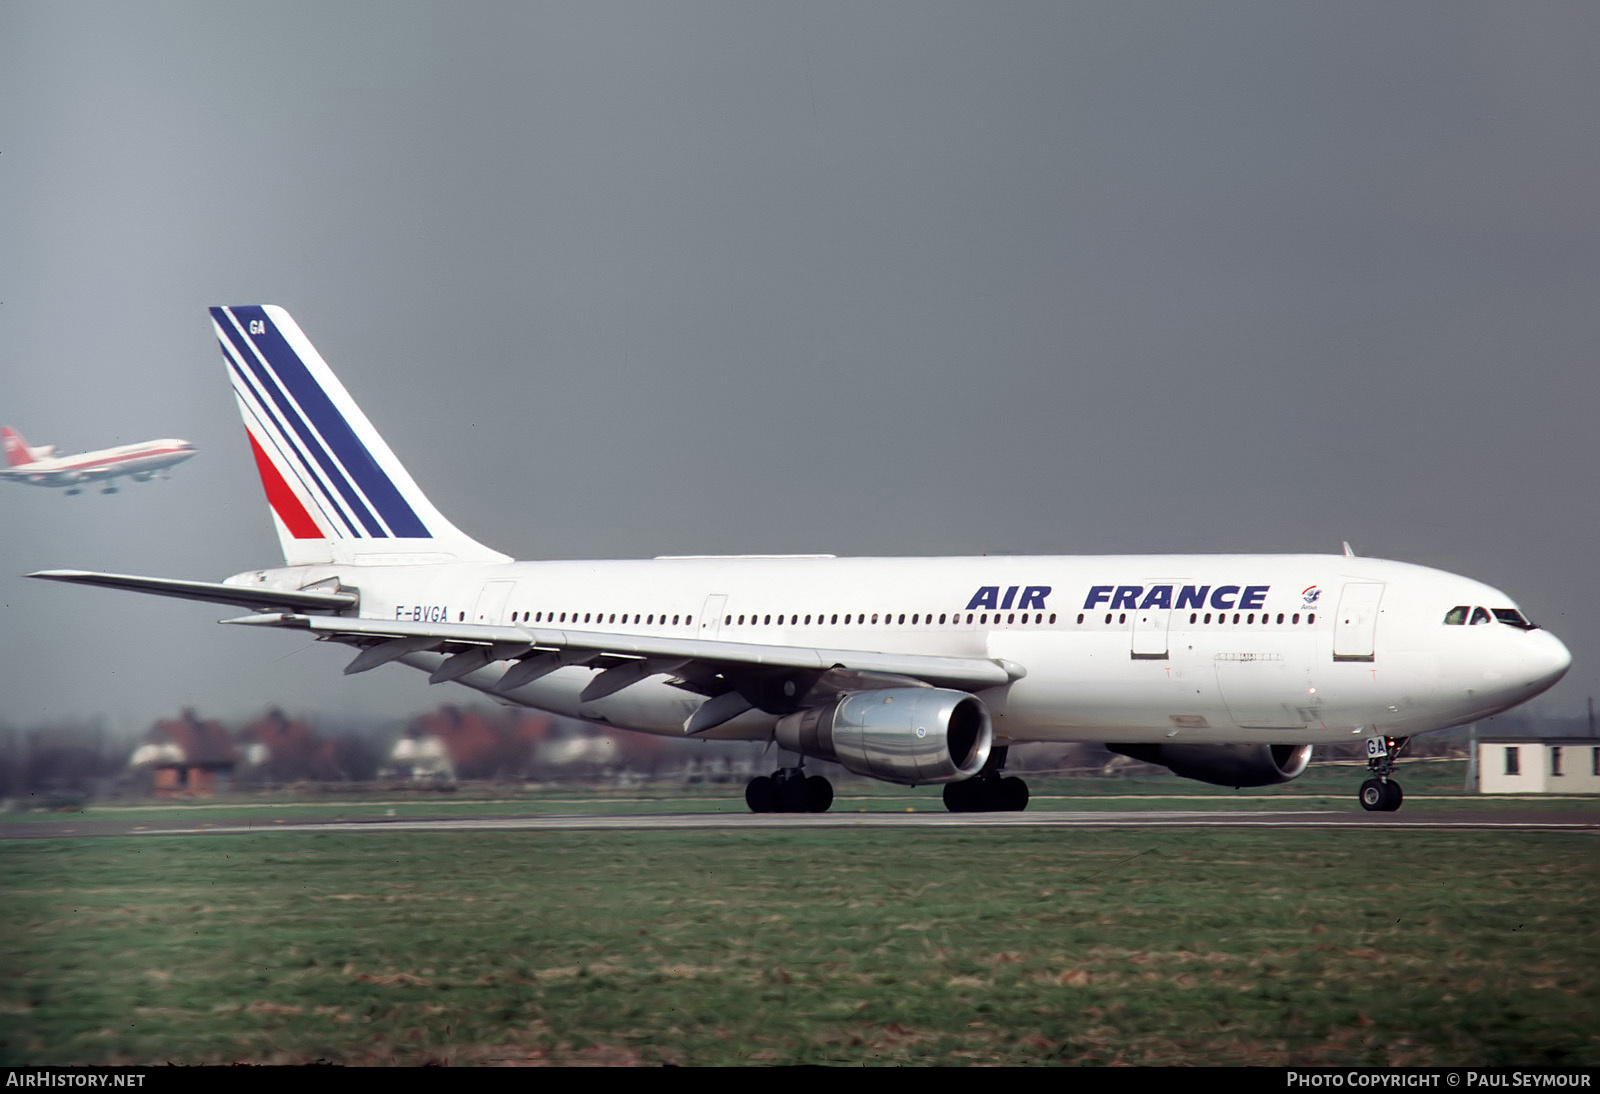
left=1551, top=746, right=1563, bottom=776
left=1504, top=747, right=1520, bottom=776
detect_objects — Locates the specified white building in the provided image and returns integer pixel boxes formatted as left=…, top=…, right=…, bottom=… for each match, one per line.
left=1476, top=738, right=1600, bottom=794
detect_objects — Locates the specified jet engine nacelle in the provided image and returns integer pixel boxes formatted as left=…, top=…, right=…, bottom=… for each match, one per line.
left=775, top=688, right=992, bottom=785
left=1108, top=742, right=1313, bottom=787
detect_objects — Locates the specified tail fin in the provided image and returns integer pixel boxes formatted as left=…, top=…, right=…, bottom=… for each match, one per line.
left=2, top=427, right=39, bottom=467
left=209, top=305, right=510, bottom=568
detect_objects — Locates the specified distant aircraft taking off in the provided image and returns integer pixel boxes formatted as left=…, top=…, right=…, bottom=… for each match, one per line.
left=29, top=306, right=1572, bottom=815
left=1, top=426, right=196, bottom=495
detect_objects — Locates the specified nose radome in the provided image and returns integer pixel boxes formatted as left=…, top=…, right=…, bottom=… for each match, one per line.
left=1528, top=630, right=1572, bottom=693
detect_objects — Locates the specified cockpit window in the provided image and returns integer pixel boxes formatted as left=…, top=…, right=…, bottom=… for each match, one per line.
left=1493, top=608, right=1537, bottom=631
left=1443, top=606, right=1469, bottom=626
left=1470, top=606, right=1492, bottom=625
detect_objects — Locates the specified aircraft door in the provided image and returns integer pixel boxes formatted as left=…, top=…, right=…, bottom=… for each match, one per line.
left=700, top=594, right=727, bottom=639
left=1332, top=583, right=1384, bottom=662
left=1131, top=586, right=1172, bottom=660
left=1214, top=656, right=1311, bottom=728
left=474, top=580, right=516, bottom=625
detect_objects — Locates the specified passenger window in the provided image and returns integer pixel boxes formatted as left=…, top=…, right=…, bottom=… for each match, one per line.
left=1470, top=606, right=1491, bottom=626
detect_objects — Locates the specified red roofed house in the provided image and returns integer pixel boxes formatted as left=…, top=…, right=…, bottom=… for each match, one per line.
left=130, top=709, right=238, bottom=797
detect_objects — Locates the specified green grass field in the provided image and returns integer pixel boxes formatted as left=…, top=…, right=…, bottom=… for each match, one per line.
left=5, top=758, right=1591, bottom=828
left=3, top=823, right=1596, bottom=1065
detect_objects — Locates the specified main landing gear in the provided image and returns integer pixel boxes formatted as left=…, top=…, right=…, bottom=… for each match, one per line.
left=1359, top=734, right=1409, bottom=812
left=942, top=746, right=1030, bottom=813
left=745, top=767, right=834, bottom=813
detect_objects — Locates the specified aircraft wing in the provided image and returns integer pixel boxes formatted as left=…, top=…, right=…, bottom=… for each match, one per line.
left=222, top=611, right=1026, bottom=733
left=28, top=570, right=359, bottom=614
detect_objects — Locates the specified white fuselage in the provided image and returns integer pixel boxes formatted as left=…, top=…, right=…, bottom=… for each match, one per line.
left=233, top=552, right=1571, bottom=747
left=3, top=439, right=197, bottom=487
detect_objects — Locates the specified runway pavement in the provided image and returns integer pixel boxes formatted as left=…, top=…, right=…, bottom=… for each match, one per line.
left=5, top=807, right=1597, bottom=839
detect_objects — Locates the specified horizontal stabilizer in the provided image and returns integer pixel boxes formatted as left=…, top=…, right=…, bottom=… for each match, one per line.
left=29, top=570, right=357, bottom=614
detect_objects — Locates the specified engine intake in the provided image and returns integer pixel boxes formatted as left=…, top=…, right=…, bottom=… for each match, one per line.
left=1108, top=742, right=1313, bottom=787
left=775, top=688, right=992, bottom=785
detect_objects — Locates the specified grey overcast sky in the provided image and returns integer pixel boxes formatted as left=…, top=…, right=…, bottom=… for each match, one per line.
left=2, top=2, right=1597, bottom=734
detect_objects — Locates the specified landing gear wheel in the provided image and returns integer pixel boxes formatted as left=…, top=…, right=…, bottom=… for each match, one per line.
left=943, top=776, right=1031, bottom=812
left=1382, top=780, right=1404, bottom=811
left=1359, top=778, right=1403, bottom=812
left=1360, top=734, right=1410, bottom=813
left=999, top=776, right=1030, bottom=812
left=805, top=775, right=834, bottom=813
left=943, top=781, right=975, bottom=813
left=745, top=775, right=776, bottom=813
left=1359, top=779, right=1386, bottom=811
left=779, top=775, right=814, bottom=813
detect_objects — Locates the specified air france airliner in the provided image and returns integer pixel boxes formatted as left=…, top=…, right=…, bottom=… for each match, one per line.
left=30, top=306, right=1572, bottom=813
left=2, top=426, right=196, bottom=494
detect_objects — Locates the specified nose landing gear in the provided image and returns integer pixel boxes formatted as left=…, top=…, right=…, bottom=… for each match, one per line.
left=1359, top=734, right=1409, bottom=812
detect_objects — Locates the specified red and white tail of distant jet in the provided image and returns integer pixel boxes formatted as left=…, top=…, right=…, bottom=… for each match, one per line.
left=0, top=426, right=196, bottom=495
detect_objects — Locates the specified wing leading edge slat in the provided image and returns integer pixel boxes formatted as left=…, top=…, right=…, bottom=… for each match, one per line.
left=222, top=612, right=1025, bottom=691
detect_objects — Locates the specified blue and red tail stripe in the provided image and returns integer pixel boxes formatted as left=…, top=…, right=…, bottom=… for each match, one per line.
left=211, top=306, right=431, bottom=540
left=220, top=331, right=363, bottom=538
left=244, top=430, right=323, bottom=539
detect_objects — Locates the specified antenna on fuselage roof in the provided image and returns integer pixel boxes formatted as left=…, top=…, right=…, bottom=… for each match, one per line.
left=1342, top=541, right=1357, bottom=557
